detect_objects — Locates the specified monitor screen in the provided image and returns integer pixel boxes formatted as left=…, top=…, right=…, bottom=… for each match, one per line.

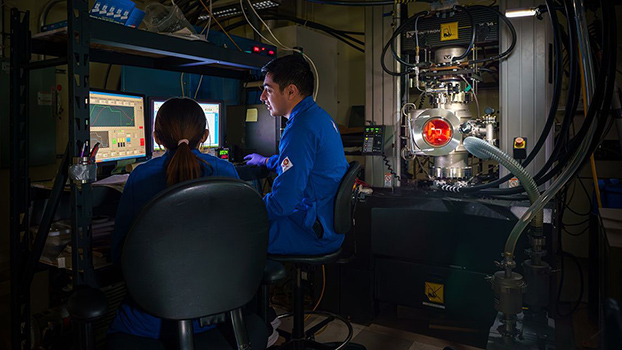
left=151, top=98, right=221, bottom=153
left=89, top=91, right=147, bottom=163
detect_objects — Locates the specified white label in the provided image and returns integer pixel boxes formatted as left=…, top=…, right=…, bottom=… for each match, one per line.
left=281, top=157, right=293, bottom=173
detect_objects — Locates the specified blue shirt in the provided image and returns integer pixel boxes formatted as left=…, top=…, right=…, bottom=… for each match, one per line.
left=109, top=149, right=239, bottom=339
left=264, top=96, right=348, bottom=254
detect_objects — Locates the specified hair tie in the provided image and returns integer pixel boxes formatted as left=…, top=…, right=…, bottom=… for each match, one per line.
left=177, top=139, right=189, bottom=146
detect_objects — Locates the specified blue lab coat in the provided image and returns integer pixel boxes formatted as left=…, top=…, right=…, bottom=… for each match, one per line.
left=109, top=150, right=239, bottom=339
left=264, top=96, right=348, bottom=255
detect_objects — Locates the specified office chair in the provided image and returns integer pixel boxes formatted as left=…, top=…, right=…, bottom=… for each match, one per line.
left=267, top=161, right=365, bottom=350
left=121, top=177, right=269, bottom=350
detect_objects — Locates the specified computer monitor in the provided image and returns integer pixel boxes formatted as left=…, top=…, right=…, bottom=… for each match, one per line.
left=89, top=90, right=148, bottom=163
left=150, top=97, right=222, bottom=154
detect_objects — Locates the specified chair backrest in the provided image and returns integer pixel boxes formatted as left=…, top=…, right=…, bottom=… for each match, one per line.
left=122, top=177, right=268, bottom=320
left=333, top=161, right=361, bottom=234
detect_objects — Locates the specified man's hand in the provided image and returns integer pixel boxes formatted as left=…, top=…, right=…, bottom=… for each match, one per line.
left=244, top=153, right=268, bottom=167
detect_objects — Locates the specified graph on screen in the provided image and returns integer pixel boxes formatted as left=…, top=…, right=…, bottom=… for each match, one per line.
left=89, top=90, right=147, bottom=163
left=90, top=104, right=136, bottom=127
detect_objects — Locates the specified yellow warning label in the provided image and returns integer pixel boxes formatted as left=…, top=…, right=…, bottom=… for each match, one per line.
left=424, top=282, right=444, bottom=304
left=440, top=22, right=459, bottom=41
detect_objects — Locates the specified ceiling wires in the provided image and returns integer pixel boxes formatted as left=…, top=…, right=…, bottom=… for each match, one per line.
left=199, top=0, right=243, bottom=51
left=240, top=0, right=320, bottom=101
left=199, top=0, right=212, bottom=37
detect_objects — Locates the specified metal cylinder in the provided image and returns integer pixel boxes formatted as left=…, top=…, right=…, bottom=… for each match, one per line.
left=433, top=153, right=471, bottom=179
left=522, top=260, right=551, bottom=308
left=491, top=271, right=526, bottom=315
left=434, top=46, right=467, bottom=64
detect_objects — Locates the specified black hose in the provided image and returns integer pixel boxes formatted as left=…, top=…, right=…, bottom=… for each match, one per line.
left=220, top=14, right=365, bottom=52
left=468, top=5, right=517, bottom=64
left=388, top=12, right=428, bottom=68
left=381, top=11, right=429, bottom=75
left=455, top=0, right=566, bottom=193
left=477, top=0, right=616, bottom=197
left=471, top=0, right=616, bottom=197
left=451, top=6, right=475, bottom=62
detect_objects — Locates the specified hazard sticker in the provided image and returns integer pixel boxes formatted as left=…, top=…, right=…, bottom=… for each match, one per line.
left=281, top=157, right=293, bottom=173
left=424, top=282, right=444, bottom=305
left=440, top=22, right=459, bottom=41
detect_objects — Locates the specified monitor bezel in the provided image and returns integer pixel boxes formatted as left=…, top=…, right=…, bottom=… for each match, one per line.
left=89, top=89, right=151, bottom=164
left=149, top=96, right=224, bottom=153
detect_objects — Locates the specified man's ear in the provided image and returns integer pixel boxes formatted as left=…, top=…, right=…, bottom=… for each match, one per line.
left=286, top=84, right=299, bottom=100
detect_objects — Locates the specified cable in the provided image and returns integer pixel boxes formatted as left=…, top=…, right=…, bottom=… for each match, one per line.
left=556, top=250, right=585, bottom=318
left=180, top=72, right=185, bottom=97
left=459, top=75, right=480, bottom=118
left=381, top=11, right=428, bottom=76
left=462, top=0, right=615, bottom=197
left=222, top=16, right=364, bottom=52
left=451, top=6, right=475, bottom=62
left=382, top=153, right=400, bottom=180
left=199, top=0, right=212, bottom=38
left=194, top=75, right=204, bottom=99
left=199, top=0, right=243, bottom=51
left=304, top=265, right=325, bottom=322
left=467, top=5, right=517, bottom=65
left=443, top=0, right=565, bottom=193
left=104, top=64, right=113, bottom=90
left=240, top=0, right=320, bottom=101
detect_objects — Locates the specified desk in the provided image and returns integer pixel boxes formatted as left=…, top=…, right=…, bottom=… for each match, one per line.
left=235, top=164, right=271, bottom=181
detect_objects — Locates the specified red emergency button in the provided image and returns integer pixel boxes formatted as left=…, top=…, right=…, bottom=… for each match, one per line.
left=140, top=138, right=145, bottom=146
left=514, top=137, right=525, bottom=148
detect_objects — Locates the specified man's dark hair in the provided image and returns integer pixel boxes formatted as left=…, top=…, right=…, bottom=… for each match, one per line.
left=261, top=54, right=314, bottom=98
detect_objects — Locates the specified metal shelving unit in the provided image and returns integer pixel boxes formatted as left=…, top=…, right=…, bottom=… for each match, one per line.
left=9, top=1, right=271, bottom=348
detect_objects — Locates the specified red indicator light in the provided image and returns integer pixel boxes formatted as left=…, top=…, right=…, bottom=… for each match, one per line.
left=422, top=118, right=452, bottom=147
left=253, top=46, right=260, bottom=53
left=268, top=50, right=275, bottom=56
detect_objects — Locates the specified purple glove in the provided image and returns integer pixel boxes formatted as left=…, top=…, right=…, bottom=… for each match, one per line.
left=244, top=153, right=268, bottom=167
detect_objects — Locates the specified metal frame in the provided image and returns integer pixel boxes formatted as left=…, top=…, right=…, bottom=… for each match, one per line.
left=8, top=0, right=271, bottom=347
left=9, top=9, right=31, bottom=350
left=68, top=0, right=94, bottom=287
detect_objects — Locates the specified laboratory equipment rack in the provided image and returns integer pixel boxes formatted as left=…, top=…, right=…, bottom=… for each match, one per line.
left=8, top=1, right=271, bottom=349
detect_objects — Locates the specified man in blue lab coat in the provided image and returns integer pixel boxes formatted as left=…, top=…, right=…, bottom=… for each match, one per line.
left=244, top=54, right=348, bottom=255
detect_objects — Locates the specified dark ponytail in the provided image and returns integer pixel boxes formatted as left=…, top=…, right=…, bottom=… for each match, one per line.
left=154, top=98, right=209, bottom=186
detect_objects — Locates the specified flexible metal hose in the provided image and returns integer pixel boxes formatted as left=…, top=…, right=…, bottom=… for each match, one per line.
left=462, top=137, right=544, bottom=234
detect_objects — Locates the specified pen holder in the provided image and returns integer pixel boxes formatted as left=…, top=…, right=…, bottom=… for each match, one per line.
left=69, top=157, right=97, bottom=184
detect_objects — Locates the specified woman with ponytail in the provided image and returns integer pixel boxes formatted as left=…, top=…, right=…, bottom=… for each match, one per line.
left=108, top=98, right=239, bottom=343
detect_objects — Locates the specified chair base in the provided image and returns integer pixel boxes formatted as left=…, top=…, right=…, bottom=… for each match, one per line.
left=275, top=311, right=365, bottom=350
left=273, top=339, right=366, bottom=350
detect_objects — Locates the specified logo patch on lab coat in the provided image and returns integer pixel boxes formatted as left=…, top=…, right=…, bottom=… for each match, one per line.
left=281, top=157, right=293, bottom=173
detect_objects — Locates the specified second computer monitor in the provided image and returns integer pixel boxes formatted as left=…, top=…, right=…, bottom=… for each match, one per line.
left=151, top=98, right=222, bottom=153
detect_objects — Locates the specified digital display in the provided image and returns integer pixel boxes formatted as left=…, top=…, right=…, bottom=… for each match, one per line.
left=151, top=99, right=221, bottom=153
left=89, top=91, right=147, bottom=163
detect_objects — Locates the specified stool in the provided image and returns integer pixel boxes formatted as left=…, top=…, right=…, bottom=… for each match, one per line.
left=270, top=248, right=364, bottom=350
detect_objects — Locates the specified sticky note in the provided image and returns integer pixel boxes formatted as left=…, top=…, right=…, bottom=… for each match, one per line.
left=246, top=108, right=258, bottom=122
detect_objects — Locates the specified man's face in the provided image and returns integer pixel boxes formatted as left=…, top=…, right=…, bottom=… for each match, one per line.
left=260, top=73, right=290, bottom=117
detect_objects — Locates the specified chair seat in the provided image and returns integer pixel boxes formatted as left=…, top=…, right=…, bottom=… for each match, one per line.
left=263, top=259, right=287, bottom=285
left=269, top=248, right=342, bottom=265
left=67, top=286, right=108, bottom=322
